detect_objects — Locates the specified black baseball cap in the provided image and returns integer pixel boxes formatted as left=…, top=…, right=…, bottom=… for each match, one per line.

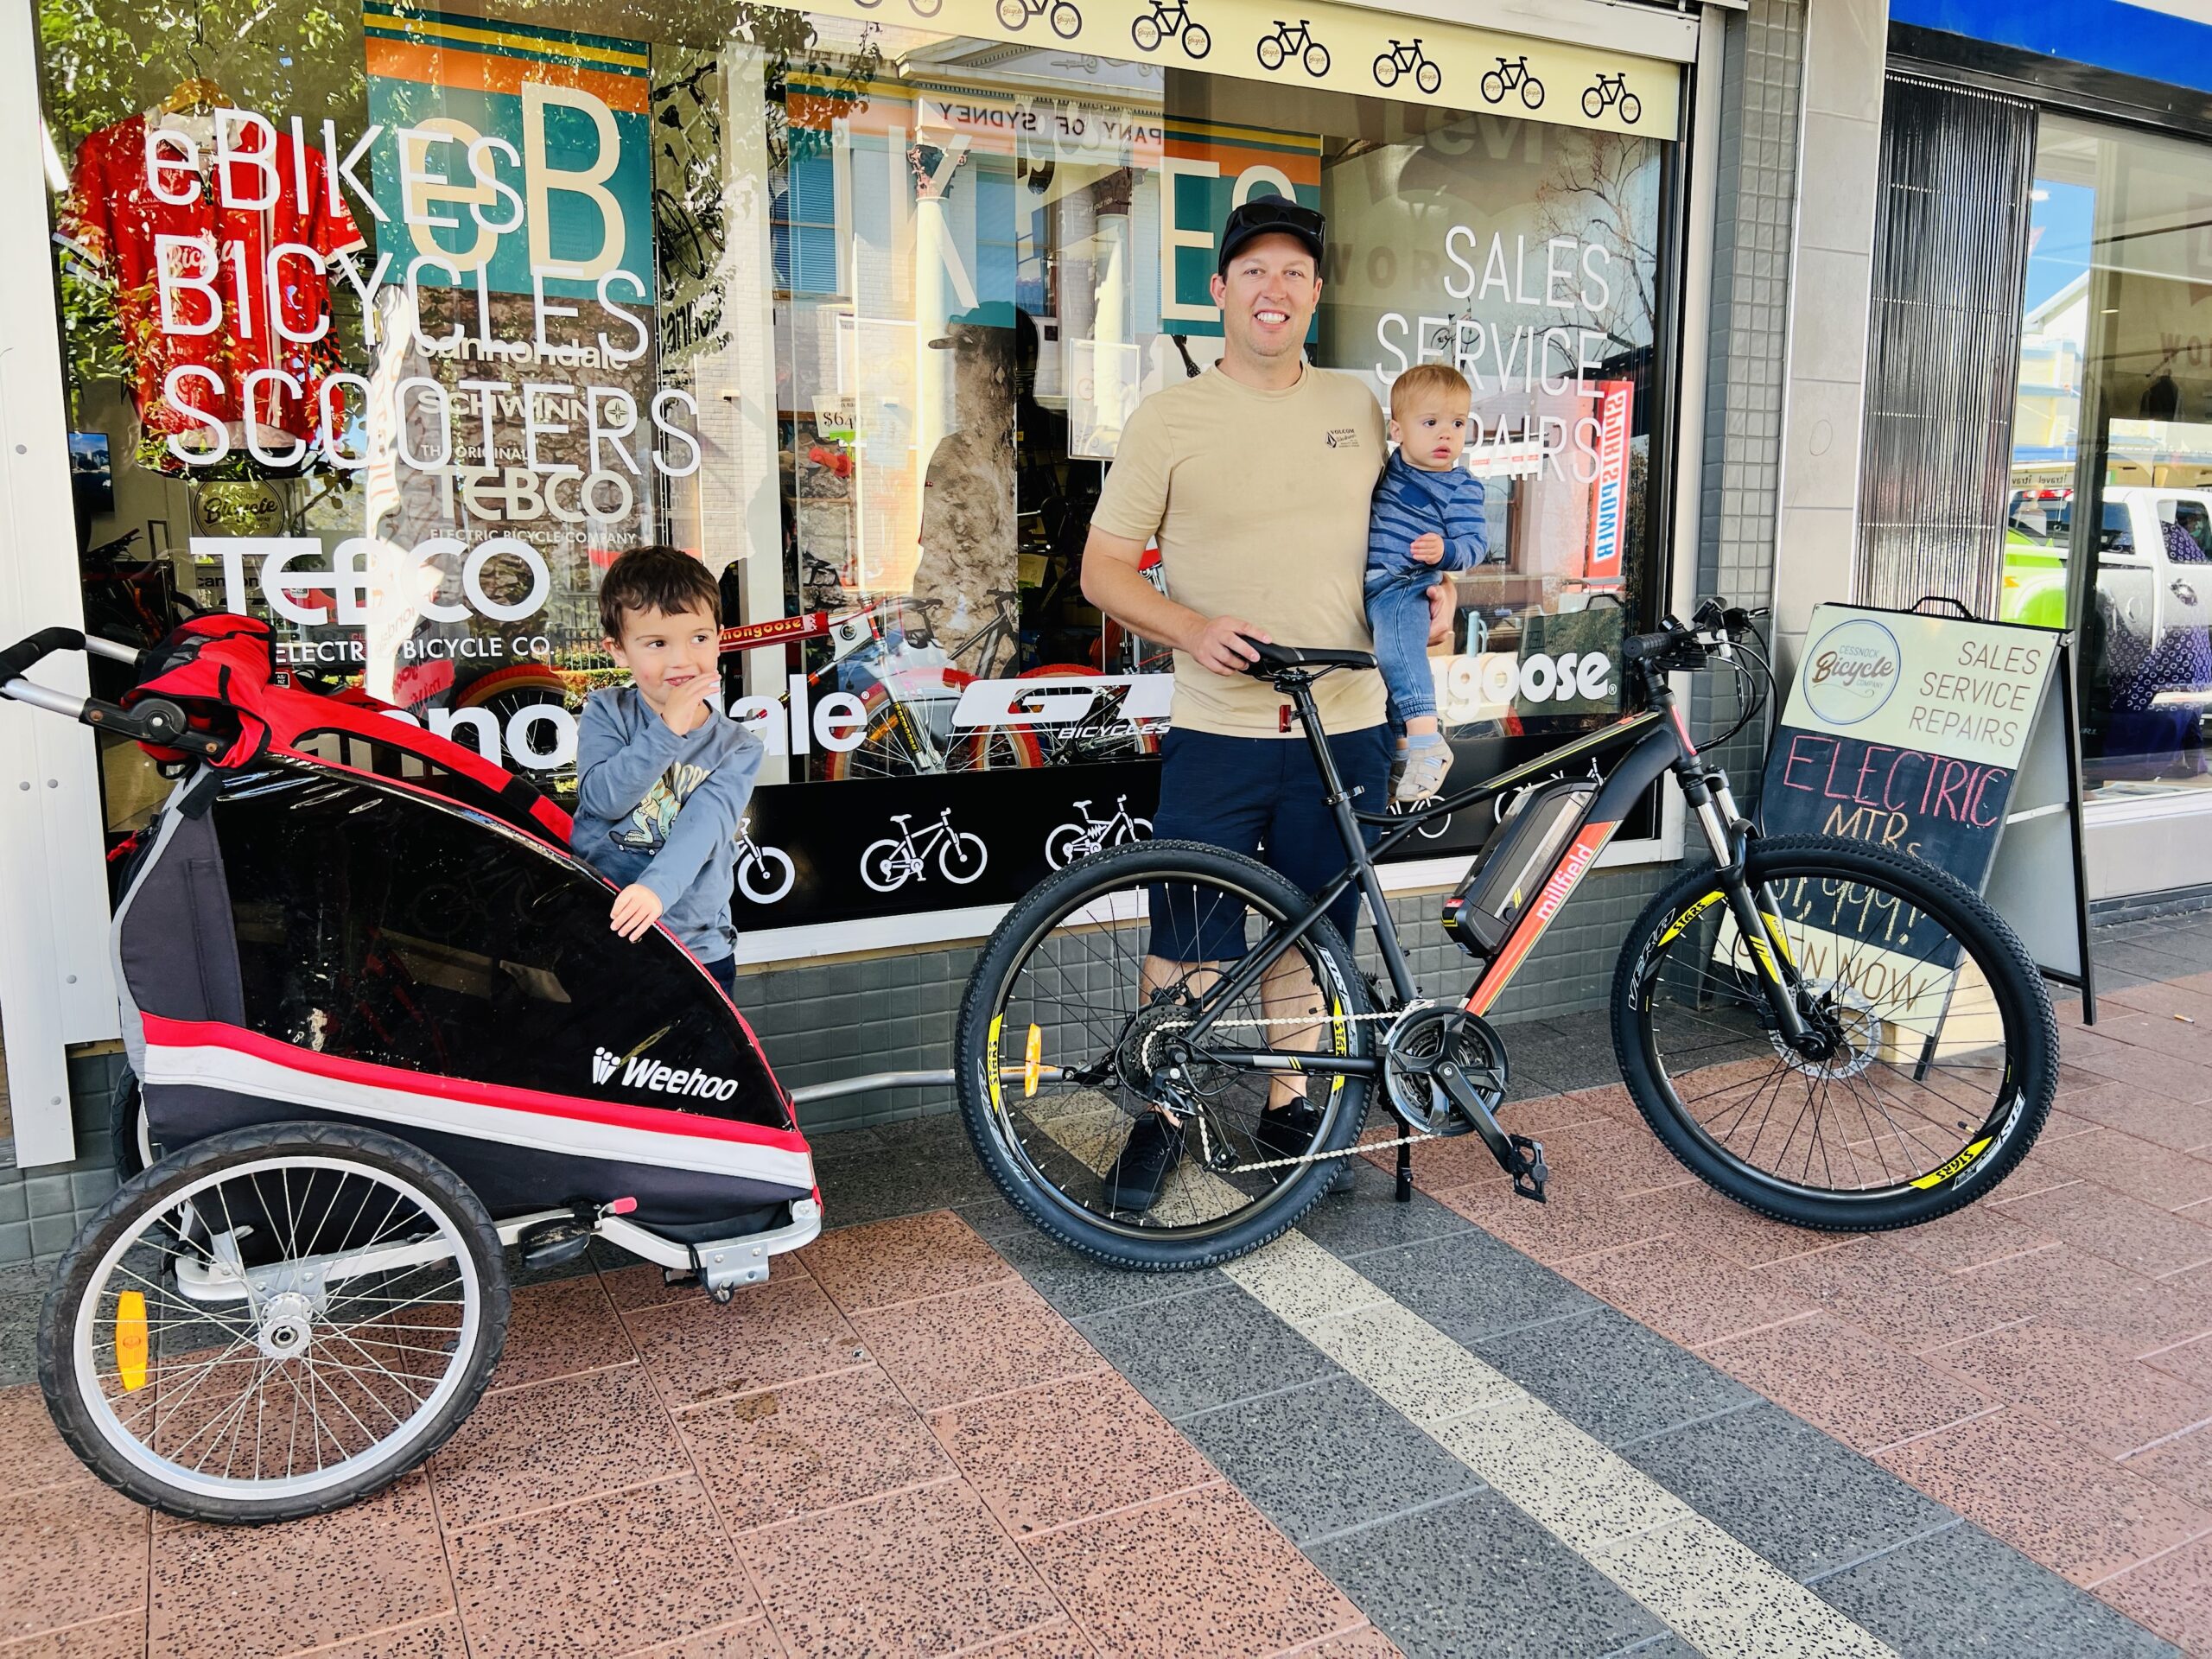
left=1217, top=197, right=1325, bottom=276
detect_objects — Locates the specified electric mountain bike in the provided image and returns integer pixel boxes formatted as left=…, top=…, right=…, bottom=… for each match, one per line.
left=954, top=601, right=2058, bottom=1269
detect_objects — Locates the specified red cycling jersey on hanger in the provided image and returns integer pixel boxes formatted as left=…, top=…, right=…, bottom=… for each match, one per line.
left=58, top=114, right=366, bottom=462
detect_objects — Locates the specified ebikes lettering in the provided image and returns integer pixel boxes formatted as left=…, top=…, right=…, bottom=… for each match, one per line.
left=611, top=1052, right=743, bottom=1102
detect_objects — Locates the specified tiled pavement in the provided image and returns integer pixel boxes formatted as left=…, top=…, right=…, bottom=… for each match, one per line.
left=4, top=917, right=2212, bottom=1656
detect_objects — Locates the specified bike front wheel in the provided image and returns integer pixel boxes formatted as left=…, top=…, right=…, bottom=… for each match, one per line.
left=1183, top=22, right=1210, bottom=55
left=956, top=839, right=1372, bottom=1269
left=1304, top=42, right=1330, bottom=75
left=1612, top=835, right=2056, bottom=1231
left=939, top=831, right=989, bottom=885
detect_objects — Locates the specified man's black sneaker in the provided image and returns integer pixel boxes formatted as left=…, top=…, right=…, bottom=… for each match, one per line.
left=1102, top=1113, right=1185, bottom=1211
left=1255, top=1107, right=1357, bottom=1196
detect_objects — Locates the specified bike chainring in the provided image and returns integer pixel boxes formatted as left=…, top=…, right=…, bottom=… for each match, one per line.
left=1384, top=1002, right=1509, bottom=1136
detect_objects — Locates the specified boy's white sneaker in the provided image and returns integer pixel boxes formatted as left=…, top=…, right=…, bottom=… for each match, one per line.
left=1395, top=734, right=1453, bottom=801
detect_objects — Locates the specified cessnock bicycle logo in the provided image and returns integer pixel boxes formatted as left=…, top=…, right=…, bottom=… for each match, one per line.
left=591, top=1046, right=745, bottom=1101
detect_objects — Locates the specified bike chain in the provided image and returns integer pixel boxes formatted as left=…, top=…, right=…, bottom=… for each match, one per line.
left=1145, top=1007, right=1480, bottom=1174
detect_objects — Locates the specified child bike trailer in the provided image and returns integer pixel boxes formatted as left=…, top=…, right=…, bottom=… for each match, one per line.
left=0, top=619, right=820, bottom=1523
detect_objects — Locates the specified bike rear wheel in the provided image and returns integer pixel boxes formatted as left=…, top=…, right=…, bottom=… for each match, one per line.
left=1613, top=835, right=2056, bottom=1231
left=956, top=840, right=1372, bottom=1269
left=40, top=1123, right=508, bottom=1522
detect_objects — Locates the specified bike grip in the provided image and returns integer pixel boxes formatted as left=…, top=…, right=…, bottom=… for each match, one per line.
left=1618, top=631, right=1674, bottom=663
left=0, top=626, right=86, bottom=690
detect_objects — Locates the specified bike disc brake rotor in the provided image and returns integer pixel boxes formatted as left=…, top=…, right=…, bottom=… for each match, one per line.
left=1770, top=979, right=1884, bottom=1081
left=1384, top=1003, right=1507, bottom=1135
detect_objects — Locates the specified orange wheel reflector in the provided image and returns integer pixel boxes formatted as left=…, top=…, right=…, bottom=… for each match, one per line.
left=1023, top=1024, right=1043, bottom=1098
left=116, top=1290, right=148, bottom=1391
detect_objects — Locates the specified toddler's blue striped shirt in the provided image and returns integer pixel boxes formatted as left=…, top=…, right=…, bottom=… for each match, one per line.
left=1366, top=450, right=1489, bottom=579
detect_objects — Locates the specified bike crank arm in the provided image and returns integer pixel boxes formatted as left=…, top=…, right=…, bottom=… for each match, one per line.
left=1433, top=1060, right=1548, bottom=1203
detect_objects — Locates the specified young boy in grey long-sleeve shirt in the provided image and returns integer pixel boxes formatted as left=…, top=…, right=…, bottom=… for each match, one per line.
left=572, top=545, right=764, bottom=995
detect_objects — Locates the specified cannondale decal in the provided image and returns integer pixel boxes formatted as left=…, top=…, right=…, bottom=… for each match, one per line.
left=593, top=1046, right=743, bottom=1101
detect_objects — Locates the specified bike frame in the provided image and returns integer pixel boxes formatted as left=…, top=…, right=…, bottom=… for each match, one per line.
left=1171, top=656, right=1806, bottom=1074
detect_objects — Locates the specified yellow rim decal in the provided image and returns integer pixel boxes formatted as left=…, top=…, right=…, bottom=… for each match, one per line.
left=1656, top=891, right=1723, bottom=947
left=116, top=1290, right=148, bottom=1392
left=1022, top=1024, right=1043, bottom=1098
left=1910, top=1136, right=1993, bottom=1190
left=1329, top=997, right=1347, bottom=1098
left=986, top=1014, right=1004, bottom=1110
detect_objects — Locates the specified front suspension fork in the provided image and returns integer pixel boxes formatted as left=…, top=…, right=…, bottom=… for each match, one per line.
left=1691, top=784, right=1813, bottom=1049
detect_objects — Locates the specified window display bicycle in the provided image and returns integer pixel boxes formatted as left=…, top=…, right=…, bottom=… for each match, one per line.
left=953, top=601, right=2058, bottom=1269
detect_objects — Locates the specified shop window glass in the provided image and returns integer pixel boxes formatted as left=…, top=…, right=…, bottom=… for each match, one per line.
left=2010, top=115, right=2212, bottom=797
left=38, top=0, right=1681, bottom=927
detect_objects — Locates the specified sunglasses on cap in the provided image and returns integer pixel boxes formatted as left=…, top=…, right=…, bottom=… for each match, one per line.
left=1217, top=197, right=1325, bottom=276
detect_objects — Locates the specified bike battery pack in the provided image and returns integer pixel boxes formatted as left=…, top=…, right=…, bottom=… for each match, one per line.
left=1441, top=779, right=1597, bottom=958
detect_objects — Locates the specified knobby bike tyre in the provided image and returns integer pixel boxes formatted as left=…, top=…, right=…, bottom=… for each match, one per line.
left=40, top=1122, right=509, bottom=1523
left=956, top=839, right=1372, bottom=1270
left=1611, top=834, right=2056, bottom=1231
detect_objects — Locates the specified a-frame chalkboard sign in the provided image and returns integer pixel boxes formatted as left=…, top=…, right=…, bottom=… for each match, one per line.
left=1758, top=599, right=2096, bottom=1023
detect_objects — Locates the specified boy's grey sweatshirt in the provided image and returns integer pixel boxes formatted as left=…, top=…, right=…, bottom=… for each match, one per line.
left=571, top=686, right=766, bottom=963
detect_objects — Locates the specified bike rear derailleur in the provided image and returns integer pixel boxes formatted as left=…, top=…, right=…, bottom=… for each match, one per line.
left=1383, top=1003, right=1547, bottom=1203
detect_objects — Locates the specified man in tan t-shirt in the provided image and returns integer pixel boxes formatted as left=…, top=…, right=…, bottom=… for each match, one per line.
left=1079, top=198, right=1452, bottom=1211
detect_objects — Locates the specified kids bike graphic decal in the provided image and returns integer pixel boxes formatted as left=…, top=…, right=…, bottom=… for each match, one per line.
left=1130, top=0, right=1209, bottom=57
left=1373, top=38, right=1440, bottom=95
left=998, top=0, right=1083, bottom=39
left=861, top=808, right=989, bottom=893
left=734, top=817, right=796, bottom=906
left=1257, top=18, right=1329, bottom=76
left=1045, top=795, right=1153, bottom=868
left=1583, top=73, right=1641, bottom=122
left=1479, top=54, right=1543, bottom=108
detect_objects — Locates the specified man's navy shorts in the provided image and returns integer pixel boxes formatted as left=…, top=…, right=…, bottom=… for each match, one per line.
left=1147, top=723, right=1391, bottom=962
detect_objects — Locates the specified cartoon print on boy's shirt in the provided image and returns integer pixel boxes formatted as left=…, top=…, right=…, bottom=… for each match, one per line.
left=612, top=760, right=713, bottom=853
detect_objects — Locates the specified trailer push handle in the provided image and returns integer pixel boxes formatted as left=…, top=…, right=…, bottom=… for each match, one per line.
left=0, top=627, right=227, bottom=757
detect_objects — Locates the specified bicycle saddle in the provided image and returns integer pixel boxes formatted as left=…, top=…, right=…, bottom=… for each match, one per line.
left=1237, top=639, right=1378, bottom=677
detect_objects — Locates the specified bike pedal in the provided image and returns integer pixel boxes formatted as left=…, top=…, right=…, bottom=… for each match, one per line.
left=1507, top=1134, right=1548, bottom=1205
